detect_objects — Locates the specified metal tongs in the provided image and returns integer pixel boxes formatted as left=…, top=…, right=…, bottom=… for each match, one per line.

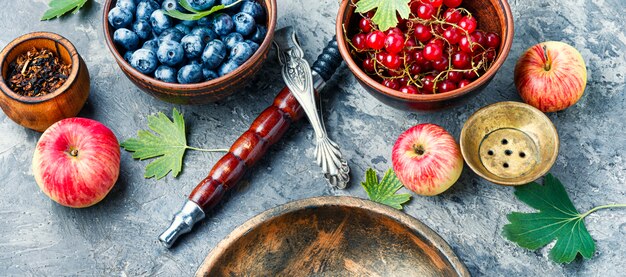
left=273, top=27, right=350, bottom=189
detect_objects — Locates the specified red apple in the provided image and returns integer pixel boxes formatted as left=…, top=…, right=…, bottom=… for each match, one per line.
left=32, top=118, right=120, bottom=208
left=514, top=41, right=587, bottom=112
left=392, top=124, right=463, bottom=196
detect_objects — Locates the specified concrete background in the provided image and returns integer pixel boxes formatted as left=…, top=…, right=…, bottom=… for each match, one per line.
left=1, top=0, right=625, bottom=276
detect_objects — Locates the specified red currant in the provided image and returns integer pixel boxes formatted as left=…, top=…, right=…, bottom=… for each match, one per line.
left=458, top=79, right=471, bottom=88
left=366, top=31, right=386, bottom=50
left=443, top=8, right=462, bottom=23
left=376, top=52, right=387, bottom=64
left=386, top=27, right=403, bottom=36
left=443, top=0, right=462, bottom=8
left=383, top=53, right=402, bottom=70
left=426, top=0, right=444, bottom=7
left=442, top=27, right=461, bottom=44
left=417, top=3, right=435, bottom=20
left=464, top=70, right=478, bottom=80
left=362, top=58, right=375, bottom=72
left=471, top=30, right=486, bottom=47
left=429, top=38, right=446, bottom=48
left=432, top=56, right=449, bottom=72
left=447, top=71, right=463, bottom=82
left=405, top=38, right=417, bottom=49
left=359, top=17, right=372, bottom=33
left=413, top=51, right=427, bottom=65
left=422, top=75, right=436, bottom=93
left=382, top=79, right=400, bottom=90
left=384, top=33, right=405, bottom=54
left=452, top=52, right=471, bottom=69
left=352, top=33, right=367, bottom=51
left=398, top=76, right=411, bottom=85
left=485, top=49, right=497, bottom=62
left=458, top=16, right=477, bottom=33
left=437, top=80, right=458, bottom=93
left=388, top=69, right=404, bottom=77
left=409, top=63, right=424, bottom=75
left=485, top=32, right=501, bottom=48
left=414, top=23, right=433, bottom=42
left=400, top=85, right=419, bottom=94
left=459, top=36, right=478, bottom=53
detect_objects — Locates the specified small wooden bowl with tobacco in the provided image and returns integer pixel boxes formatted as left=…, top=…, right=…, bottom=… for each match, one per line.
left=0, top=32, right=90, bottom=132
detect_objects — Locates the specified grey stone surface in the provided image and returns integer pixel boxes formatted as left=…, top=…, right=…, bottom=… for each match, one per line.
left=0, top=0, right=625, bottom=276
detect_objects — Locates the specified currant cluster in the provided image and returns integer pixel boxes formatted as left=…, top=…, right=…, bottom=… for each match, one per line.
left=348, top=0, right=501, bottom=94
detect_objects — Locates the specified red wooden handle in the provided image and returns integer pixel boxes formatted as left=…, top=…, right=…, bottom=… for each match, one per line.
left=189, top=87, right=304, bottom=210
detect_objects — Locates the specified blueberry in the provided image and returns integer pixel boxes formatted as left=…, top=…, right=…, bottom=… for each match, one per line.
left=116, top=0, right=137, bottom=14
left=245, top=40, right=259, bottom=53
left=181, top=35, right=205, bottom=59
left=201, top=39, right=227, bottom=69
left=158, top=28, right=184, bottom=44
left=222, top=32, right=244, bottom=51
left=108, top=7, right=133, bottom=29
left=212, top=13, right=234, bottom=36
left=162, top=0, right=184, bottom=12
left=230, top=42, right=254, bottom=65
left=150, top=9, right=173, bottom=34
left=130, top=49, right=158, bottom=74
left=184, top=0, right=216, bottom=11
left=182, top=20, right=197, bottom=27
left=174, top=23, right=191, bottom=34
left=114, top=28, right=140, bottom=51
left=157, top=40, right=185, bottom=66
left=177, top=64, right=204, bottom=84
left=136, top=0, right=159, bottom=21
left=155, top=65, right=178, bottom=83
left=232, top=12, right=255, bottom=36
left=239, top=0, right=264, bottom=21
left=220, top=0, right=242, bottom=9
left=142, top=39, right=159, bottom=53
left=203, top=68, right=219, bottom=80
left=124, top=51, right=134, bottom=63
left=218, top=60, right=239, bottom=76
left=250, top=25, right=267, bottom=43
left=191, top=26, right=217, bottom=44
left=132, top=19, right=152, bottom=40
left=197, top=17, right=211, bottom=27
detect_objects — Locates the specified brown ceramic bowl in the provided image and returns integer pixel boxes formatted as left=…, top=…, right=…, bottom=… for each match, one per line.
left=337, top=0, right=514, bottom=111
left=103, top=0, right=277, bottom=105
left=0, top=32, right=90, bottom=132
left=197, top=196, right=469, bottom=276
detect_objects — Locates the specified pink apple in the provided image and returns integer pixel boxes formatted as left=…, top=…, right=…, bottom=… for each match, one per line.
left=514, top=41, right=587, bottom=112
left=32, top=118, right=120, bottom=208
left=392, top=124, right=463, bottom=196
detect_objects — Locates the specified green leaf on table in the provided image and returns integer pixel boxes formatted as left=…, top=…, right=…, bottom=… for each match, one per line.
left=502, top=174, right=595, bottom=263
left=41, top=0, right=89, bottom=20
left=355, top=0, right=411, bottom=32
left=361, top=168, right=411, bottom=210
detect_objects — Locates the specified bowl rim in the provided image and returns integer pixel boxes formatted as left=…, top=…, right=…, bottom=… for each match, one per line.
left=196, top=195, right=470, bottom=276
left=335, top=0, right=514, bottom=103
left=102, top=0, right=277, bottom=96
left=0, top=32, right=81, bottom=104
left=459, top=101, right=560, bottom=186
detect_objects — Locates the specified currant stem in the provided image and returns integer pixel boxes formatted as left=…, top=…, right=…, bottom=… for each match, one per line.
left=186, top=146, right=229, bottom=153
left=580, top=204, right=626, bottom=219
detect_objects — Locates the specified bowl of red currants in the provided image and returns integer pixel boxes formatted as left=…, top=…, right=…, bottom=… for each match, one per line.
left=104, top=0, right=276, bottom=104
left=337, top=0, right=513, bottom=111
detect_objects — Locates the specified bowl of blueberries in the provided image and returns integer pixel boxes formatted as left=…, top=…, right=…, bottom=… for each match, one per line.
left=103, top=0, right=276, bottom=104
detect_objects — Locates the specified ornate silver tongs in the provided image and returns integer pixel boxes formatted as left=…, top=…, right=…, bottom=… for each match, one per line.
left=273, top=27, right=350, bottom=189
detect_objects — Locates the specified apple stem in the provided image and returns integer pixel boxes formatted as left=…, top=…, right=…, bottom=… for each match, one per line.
left=413, top=144, right=425, bottom=156
left=542, top=45, right=552, bottom=71
left=70, top=149, right=78, bottom=157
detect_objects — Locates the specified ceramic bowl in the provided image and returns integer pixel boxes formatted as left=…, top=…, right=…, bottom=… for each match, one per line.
left=336, top=0, right=514, bottom=111
left=103, top=0, right=277, bottom=105
left=0, top=32, right=90, bottom=132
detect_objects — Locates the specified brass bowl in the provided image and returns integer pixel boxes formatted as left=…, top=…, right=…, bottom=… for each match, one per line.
left=197, top=196, right=469, bottom=276
left=460, top=101, right=559, bottom=185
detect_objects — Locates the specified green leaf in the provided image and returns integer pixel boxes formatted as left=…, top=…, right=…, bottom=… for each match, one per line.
left=355, top=0, right=411, bottom=32
left=120, top=108, right=190, bottom=180
left=361, top=168, right=411, bottom=210
left=41, top=0, right=88, bottom=20
left=164, top=0, right=238, bottom=21
left=502, top=174, right=595, bottom=263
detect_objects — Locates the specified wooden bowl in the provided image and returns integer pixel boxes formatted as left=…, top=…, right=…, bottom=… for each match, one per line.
left=0, top=32, right=90, bottom=132
left=336, top=0, right=514, bottom=111
left=103, top=0, right=277, bottom=105
left=460, top=101, right=559, bottom=185
left=197, top=196, right=469, bottom=276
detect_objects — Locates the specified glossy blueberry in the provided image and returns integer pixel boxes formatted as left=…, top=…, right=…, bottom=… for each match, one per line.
left=197, top=16, right=211, bottom=27
left=130, top=49, right=158, bottom=74
left=158, top=28, right=184, bottom=44
left=114, top=28, right=140, bottom=50
left=245, top=40, right=259, bottom=53
left=162, top=0, right=184, bottom=12
left=203, top=68, right=219, bottom=80
left=174, top=23, right=191, bottom=34
left=191, top=26, right=217, bottom=44
left=230, top=42, right=253, bottom=65
left=124, top=51, right=134, bottom=63
left=218, top=60, right=239, bottom=76
left=116, top=0, right=137, bottom=13
left=157, top=40, right=185, bottom=66
left=182, top=20, right=197, bottom=27
left=220, top=0, right=242, bottom=9
left=232, top=12, right=255, bottom=36
left=184, top=0, right=216, bottom=11
left=177, top=64, right=204, bottom=84
left=201, top=39, right=227, bottom=69
left=222, top=32, right=244, bottom=51
left=136, top=0, right=159, bottom=21
left=150, top=9, right=173, bottom=34
left=239, top=0, right=265, bottom=21
left=142, top=39, right=159, bottom=53
left=250, top=25, right=267, bottom=43
left=212, top=13, right=234, bottom=36
left=154, top=65, right=178, bottom=83
left=181, top=35, right=205, bottom=59
left=108, top=7, right=133, bottom=29
left=132, top=19, right=152, bottom=40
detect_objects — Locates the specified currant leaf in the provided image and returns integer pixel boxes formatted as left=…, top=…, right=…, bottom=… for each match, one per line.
left=354, top=0, right=411, bottom=32
left=41, top=0, right=89, bottom=20
left=361, top=168, right=411, bottom=210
